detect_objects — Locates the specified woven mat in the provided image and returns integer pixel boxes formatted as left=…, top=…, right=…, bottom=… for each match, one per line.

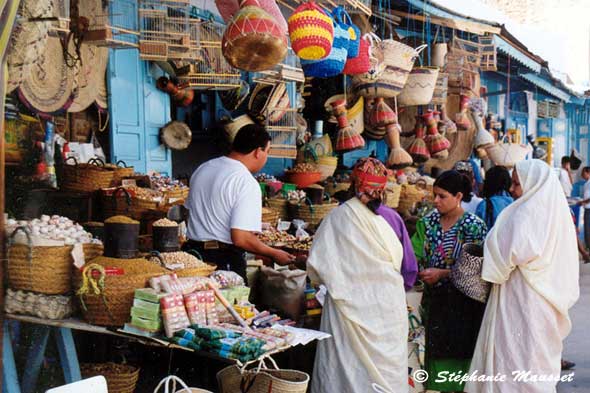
left=68, top=44, right=109, bottom=112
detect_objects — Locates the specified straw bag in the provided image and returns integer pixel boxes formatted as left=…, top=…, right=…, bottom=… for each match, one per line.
left=485, top=137, right=532, bottom=168
left=384, top=183, right=402, bottom=209
left=396, top=183, right=428, bottom=216
left=397, top=67, right=439, bottom=107
left=450, top=243, right=490, bottom=303
left=343, top=33, right=371, bottom=75
left=217, top=357, right=309, bottom=393
left=372, top=42, right=428, bottom=98
left=7, top=227, right=104, bottom=295
left=431, top=72, right=448, bottom=105
left=62, top=157, right=115, bottom=193
left=301, top=9, right=348, bottom=77
left=74, top=257, right=167, bottom=326
left=312, top=144, right=337, bottom=180
left=262, top=207, right=281, bottom=225
left=288, top=199, right=338, bottom=228
left=222, top=0, right=287, bottom=72
left=81, top=362, right=140, bottom=393
left=107, top=160, right=134, bottom=186
left=288, top=1, right=334, bottom=60
left=266, top=197, right=290, bottom=221
left=155, top=375, right=212, bottom=393
left=333, top=6, right=360, bottom=58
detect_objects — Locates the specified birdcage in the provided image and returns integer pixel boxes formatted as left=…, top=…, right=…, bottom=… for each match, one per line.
left=479, top=34, right=497, bottom=72
left=450, top=36, right=482, bottom=68
left=253, top=48, right=304, bottom=84
left=84, top=0, right=139, bottom=48
left=176, top=18, right=241, bottom=90
left=139, top=0, right=191, bottom=61
left=266, top=107, right=298, bottom=158
left=48, top=0, right=70, bottom=35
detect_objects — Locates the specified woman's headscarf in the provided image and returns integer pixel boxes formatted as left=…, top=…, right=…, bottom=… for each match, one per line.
left=483, top=159, right=579, bottom=316
left=350, top=157, right=388, bottom=200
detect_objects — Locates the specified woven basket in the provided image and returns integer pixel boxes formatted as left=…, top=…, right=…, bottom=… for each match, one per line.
left=317, top=156, right=338, bottom=180
left=74, top=257, right=167, bottom=326
left=288, top=199, right=339, bottom=228
left=108, top=160, right=134, bottom=186
left=266, top=198, right=290, bottom=221
left=217, top=363, right=309, bottom=393
left=396, top=184, right=429, bottom=216
left=485, top=140, right=532, bottom=168
left=62, top=157, right=115, bottom=193
left=324, top=181, right=350, bottom=195
left=7, top=227, right=104, bottom=295
left=431, top=72, right=448, bottom=105
left=288, top=1, right=334, bottom=60
left=262, top=207, right=281, bottom=225
left=174, top=264, right=217, bottom=278
left=397, top=67, right=440, bottom=107
left=163, top=187, right=190, bottom=202
left=384, top=183, right=402, bottom=209
left=81, top=363, right=140, bottom=393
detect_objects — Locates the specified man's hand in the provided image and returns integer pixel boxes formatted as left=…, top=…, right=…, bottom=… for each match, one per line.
left=418, top=268, right=449, bottom=285
left=272, top=249, right=296, bottom=265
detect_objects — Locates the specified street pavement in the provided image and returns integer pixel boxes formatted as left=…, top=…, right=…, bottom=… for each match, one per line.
left=559, top=262, right=590, bottom=392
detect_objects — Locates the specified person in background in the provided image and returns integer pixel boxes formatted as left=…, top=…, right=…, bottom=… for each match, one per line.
left=183, top=124, right=294, bottom=282
left=308, top=158, right=410, bottom=393
left=466, top=159, right=579, bottom=392
left=411, top=170, right=487, bottom=393
left=454, top=160, right=483, bottom=214
left=577, top=166, right=590, bottom=251
left=475, top=166, right=513, bottom=229
left=558, top=155, right=573, bottom=197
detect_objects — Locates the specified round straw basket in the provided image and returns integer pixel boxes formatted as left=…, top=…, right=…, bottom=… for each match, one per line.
left=384, top=183, right=402, bottom=209
left=7, top=227, right=104, bottom=295
left=288, top=199, right=339, bottom=228
left=317, top=156, right=338, bottom=180
left=262, top=207, right=281, bottom=226
left=397, top=184, right=428, bottom=216
left=163, top=187, right=189, bottom=202
left=68, top=44, right=108, bottom=113
left=218, top=363, right=309, bottom=393
left=111, top=161, right=135, bottom=186
left=74, top=257, right=167, bottom=326
left=174, top=264, right=217, bottom=278
left=397, top=67, right=440, bottom=107
left=62, top=157, right=115, bottom=193
left=431, top=72, right=448, bottom=105
left=18, top=36, right=76, bottom=113
left=81, top=362, right=140, bottom=393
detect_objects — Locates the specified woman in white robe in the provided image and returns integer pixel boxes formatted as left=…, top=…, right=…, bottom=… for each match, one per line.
left=307, top=158, right=408, bottom=393
left=466, top=159, right=579, bottom=393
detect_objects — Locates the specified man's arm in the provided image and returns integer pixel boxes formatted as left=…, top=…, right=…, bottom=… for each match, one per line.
left=231, top=229, right=295, bottom=265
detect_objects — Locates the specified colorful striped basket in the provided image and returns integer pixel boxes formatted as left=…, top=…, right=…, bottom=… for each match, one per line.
left=288, top=1, right=334, bottom=60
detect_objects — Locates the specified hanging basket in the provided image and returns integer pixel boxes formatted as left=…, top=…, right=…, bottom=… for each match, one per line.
left=431, top=72, right=448, bottom=105
left=61, top=157, right=115, bottom=193
left=397, top=67, right=440, bottom=107
left=81, top=363, right=140, bottom=393
left=288, top=1, right=334, bottom=60
left=485, top=138, right=532, bottom=168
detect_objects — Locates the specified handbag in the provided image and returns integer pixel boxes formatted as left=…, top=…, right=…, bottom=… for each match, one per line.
left=450, top=242, right=490, bottom=303
left=154, top=375, right=212, bottom=393
left=342, top=33, right=371, bottom=75
left=332, top=6, right=360, bottom=58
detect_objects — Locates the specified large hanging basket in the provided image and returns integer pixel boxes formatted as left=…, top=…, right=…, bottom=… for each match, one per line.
left=431, top=72, right=448, bottom=105
left=288, top=1, right=334, bottom=60
left=222, top=0, right=288, bottom=72
left=73, top=257, right=166, bottom=326
left=61, top=157, right=115, bottom=193
left=397, top=67, right=440, bottom=107
left=81, top=363, right=140, bottom=393
left=288, top=199, right=339, bottom=228
left=7, top=227, right=103, bottom=295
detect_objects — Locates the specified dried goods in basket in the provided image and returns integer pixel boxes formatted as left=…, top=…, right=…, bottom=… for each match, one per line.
left=149, top=250, right=217, bottom=278
left=265, top=197, right=289, bottom=221
left=105, top=160, right=134, bottom=186
left=5, top=288, right=74, bottom=320
left=61, top=157, right=115, bottom=193
left=81, top=362, right=140, bottom=393
left=74, top=257, right=167, bottom=326
left=396, top=183, right=429, bottom=216
left=7, top=226, right=103, bottom=295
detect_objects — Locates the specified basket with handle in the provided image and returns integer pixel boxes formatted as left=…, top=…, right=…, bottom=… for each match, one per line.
left=288, top=197, right=338, bottom=228
left=485, top=136, right=532, bottom=168
left=73, top=257, right=167, bottom=326
left=150, top=250, right=217, bottom=278
left=155, top=375, right=213, bottom=393
left=61, top=157, right=115, bottom=193
left=397, top=66, right=440, bottom=107
left=108, top=160, right=135, bottom=186
left=217, top=356, right=309, bottom=393
left=450, top=242, right=490, bottom=303
left=265, top=197, right=289, bottom=221
left=81, top=362, right=140, bottom=393
left=7, top=226, right=104, bottom=295
left=313, top=144, right=337, bottom=180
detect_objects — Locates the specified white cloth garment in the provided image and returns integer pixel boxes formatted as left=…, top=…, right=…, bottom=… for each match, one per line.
left=307, top=197, right=408, bottom=393
left=185, top=156, right=261, bottom=244
left=462, top=193, right=484, bottom=214
left=558, top=168, right=573, bottom=197
left=583, top=179, right=590, bottom=209
left=466, top=159, right=579, bottom=393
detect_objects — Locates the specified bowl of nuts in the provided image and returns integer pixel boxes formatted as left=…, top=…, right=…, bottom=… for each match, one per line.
left=286, top=163, right=321, bottom=188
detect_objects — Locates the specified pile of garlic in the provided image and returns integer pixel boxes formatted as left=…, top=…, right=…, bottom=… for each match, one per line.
left=6, top=215, right=99, bottom=245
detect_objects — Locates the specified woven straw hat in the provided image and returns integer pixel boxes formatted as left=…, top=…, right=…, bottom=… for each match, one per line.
left=6, top=0, right=53, bottom=93
left=160, top=121, right=192, bottom=150
left=68, top=44, right=109, bottom=112
left=19, top=36, right=76, bottom=113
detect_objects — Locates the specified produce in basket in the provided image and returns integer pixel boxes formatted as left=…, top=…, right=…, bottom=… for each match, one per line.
left=6, top=215, right=99, bottom=246
left=104, top=215, right=139, bottom=224
left=153, top=218, right=178, bottom=227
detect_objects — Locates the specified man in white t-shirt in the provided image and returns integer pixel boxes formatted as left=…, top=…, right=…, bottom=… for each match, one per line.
left=558, top=156, right=573, bottom=197
left=183, top=124, right=294, bottom=281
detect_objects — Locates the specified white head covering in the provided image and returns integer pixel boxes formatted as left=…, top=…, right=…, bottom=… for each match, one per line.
left=483, top=159, right=579, bottom=316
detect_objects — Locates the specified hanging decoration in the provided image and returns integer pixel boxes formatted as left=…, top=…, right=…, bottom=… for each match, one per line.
left=423, top=110, right=450, bottom=159
left=332, top=98, right=364, bottom=152
left=407, top=116, right=430, bottom=164
left=288, top=1, right=334, bottom=61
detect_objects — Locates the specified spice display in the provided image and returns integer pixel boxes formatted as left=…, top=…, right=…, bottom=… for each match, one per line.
left=291, top=237, right=313, bottom=251
left=257, top=229, right=297, bottom=246
left=149, top=174, right=189, bottom=193
left=255, top=173, right=278, bottom=182
left=287, top=162, right=319, bottom=173
left=149, top=252, right=210, bottom=270
left=104, top=215, right=139, bottom=225
left=152, top=218, right=178, bottom=227
left=287, top=190, right=306, bottom=201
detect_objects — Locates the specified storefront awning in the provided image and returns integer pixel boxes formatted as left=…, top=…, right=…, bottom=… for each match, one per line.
left=520, top=72, right=571, bottom=102
left=496, top=36, right=542, bottom=73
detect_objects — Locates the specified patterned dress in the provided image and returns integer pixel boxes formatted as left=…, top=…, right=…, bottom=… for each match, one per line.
left=411, top=211, right=487, bottom=392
